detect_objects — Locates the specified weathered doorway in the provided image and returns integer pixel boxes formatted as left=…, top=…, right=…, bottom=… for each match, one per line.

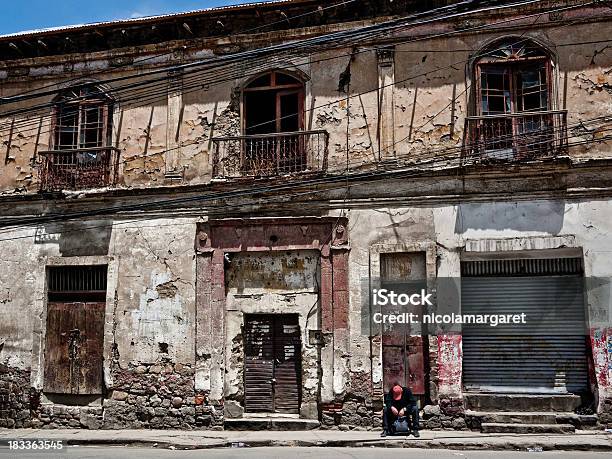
left=380, top=253, right=427, bottom=396
left=244, top=314, right=301, bottom=414
left=43, top=265, right=107, bottom=395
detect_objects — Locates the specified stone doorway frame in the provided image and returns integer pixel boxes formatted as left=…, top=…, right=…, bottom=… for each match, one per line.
left=195, top=217, right=349, bottom=419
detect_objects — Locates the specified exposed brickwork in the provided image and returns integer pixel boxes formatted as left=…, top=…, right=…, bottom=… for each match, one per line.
left=320, top=398, right=381, bottom=431
left=599, top=397, right=612, bottom=428
left=422, top=403, right=467, bottom=430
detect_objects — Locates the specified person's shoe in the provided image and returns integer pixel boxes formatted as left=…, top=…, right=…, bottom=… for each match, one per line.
left=380, top=430, right=388, bottom=437
left=413, top=430, right=420, bottom=438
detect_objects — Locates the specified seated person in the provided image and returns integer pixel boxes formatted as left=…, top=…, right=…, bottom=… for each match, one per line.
left=381, top=382, right=419, bottom=437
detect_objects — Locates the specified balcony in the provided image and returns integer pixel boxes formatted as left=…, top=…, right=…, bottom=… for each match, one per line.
left=211, top=130, right=329, bottom=178
left=463, top=110, right=568, bottom=164
left=39, top=147, right=120, bottom=191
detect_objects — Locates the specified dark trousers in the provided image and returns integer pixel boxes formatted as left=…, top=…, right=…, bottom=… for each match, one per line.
left=383, top=405, right=419, bottom=432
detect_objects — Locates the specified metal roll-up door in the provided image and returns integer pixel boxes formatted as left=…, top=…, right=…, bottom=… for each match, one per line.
left=461, top=258, right=589, bottom=394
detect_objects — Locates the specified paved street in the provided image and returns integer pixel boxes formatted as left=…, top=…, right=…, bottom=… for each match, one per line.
left=1, top=429, right=611, bottom=453
left=2, top=447, right=612, bottom=459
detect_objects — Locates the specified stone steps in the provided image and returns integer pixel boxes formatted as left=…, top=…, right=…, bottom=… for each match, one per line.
left=463, top=393, right=598, bottom=433
left=465, top=410, right=598, bottom=431
left=481, top=422, right=575, bottom=434
left=224, top=418, right=320, bottom=431
left=464, top=393, right=582, bottom=412
left=466, top=410, right=557, bottom=425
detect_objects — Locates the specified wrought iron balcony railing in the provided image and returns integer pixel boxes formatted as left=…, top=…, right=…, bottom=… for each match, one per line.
left=39, top=146, right=120, bottom=191
left=463, top=110, right=568, bottom=164
left=211, top=130, right=329, bottom=178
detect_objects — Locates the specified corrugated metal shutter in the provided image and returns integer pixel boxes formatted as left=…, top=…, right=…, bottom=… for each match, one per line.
left=461, top=258, right=589, bottom=394
left=244, top=315, right=301, bottom=414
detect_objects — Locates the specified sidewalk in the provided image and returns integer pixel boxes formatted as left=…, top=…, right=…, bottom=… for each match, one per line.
left=0, top=428, right=611, bottom=451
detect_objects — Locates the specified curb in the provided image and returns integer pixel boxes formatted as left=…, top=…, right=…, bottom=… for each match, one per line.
left=62, top=437, right=612, bottom=452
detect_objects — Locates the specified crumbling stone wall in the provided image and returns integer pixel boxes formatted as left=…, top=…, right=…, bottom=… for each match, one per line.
left=0, top=363, right=32, bottom=428
left=103, top=362, right=221, bottom=429
left=32, top=405, right=103, bottom=430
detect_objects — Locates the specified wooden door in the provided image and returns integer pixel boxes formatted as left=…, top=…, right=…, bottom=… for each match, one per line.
left=244, top=314, right=301, bottom=413
left=44, top=302, right=105, bottom=394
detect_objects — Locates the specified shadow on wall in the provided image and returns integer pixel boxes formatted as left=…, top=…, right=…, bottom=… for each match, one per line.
left=455, top=201, right=565, bottom=234
left=34, top=221, right=112, bottom=256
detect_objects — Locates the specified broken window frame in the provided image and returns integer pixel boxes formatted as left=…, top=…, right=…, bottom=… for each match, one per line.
left=40, top=86, right=118, bottom=190
left=51, top=87, right=113, bottom=151
left=468, top=40, right=565, bottom=160
left=476, top=58, right=552, bottom=116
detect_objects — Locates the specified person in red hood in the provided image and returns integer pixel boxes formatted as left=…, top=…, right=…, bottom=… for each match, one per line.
left=381, top=382, right=419, bottom=437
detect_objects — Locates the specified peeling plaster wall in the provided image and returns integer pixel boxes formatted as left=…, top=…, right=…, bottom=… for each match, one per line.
left=113, top=218, right=196, bottom=366
left=0, top=217, right=199, bottom=429
left=350, top=199, right=612, bottom=420
left=0, top=2, right=612, bottom=431
left=1, top=17, right=611, bottom=193
left=0, top=198, right=611, bottom=429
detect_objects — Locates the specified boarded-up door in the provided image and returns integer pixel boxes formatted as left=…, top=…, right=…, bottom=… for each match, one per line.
left=381, top=253, right=426, bottom=395
left=244, top=314, right=301, bottom=413
left=44, top=302, right=105, bottom=394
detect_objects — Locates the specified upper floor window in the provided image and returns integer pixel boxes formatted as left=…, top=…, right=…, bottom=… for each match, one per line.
left=243, top=71, right=304, bottom=135
left=465, top=39, right=567, bottom=162
left=40, top=86, right=119, bottom=191
left=477, top=41, right=550, bottom=115
left=212, top=71, right=328, bottom=178
left=53, top=86, right=112, bottom=150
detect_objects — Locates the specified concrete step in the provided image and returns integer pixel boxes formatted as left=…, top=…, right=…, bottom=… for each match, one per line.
left=464, top=393, right=582, bottom=412
left=481, top=422, right=575, bottom=434
left=465, top=410, right=599, bottom=430
left=466, top=410, right=557, bottom=425
left=555, top=413, right=599, bottom=430
left=224, top=418, right=320, bottom=431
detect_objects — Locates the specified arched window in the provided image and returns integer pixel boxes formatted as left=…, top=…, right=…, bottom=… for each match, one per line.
left=240, top=71, right=309, bottom=175
left=476, top=39, right=551, bottom=116
left=41, top=85, right=116, bottom=191
left=243, top=71, right=304, bottom=135
left=212, top=71, right=328, bottom=178
left=466, top=38, right=566, bottom=161
left=53, top=86, right=113, bottom=150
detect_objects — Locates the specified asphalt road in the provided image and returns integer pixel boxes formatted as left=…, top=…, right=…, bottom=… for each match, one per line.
left=1, top=447, right=611, bottom=459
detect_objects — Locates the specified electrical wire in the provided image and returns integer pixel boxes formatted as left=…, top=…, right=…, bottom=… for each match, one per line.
left=1, top=114, right=609, bottom=232
left=0, top=2, right=601, bottom=146
left=0, top=1, right=608, bottom=230
left=0, top=129, right=610, bottom=243
left=0, top=0, right=570, bottom=120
